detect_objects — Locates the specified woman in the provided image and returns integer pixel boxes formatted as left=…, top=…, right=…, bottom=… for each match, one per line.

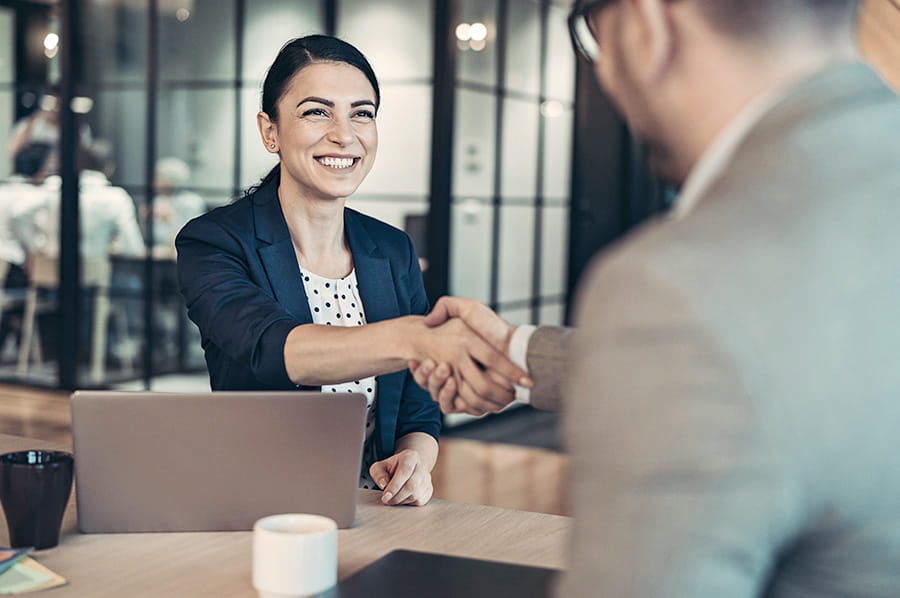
left=176, top=35, right=526, bottom=507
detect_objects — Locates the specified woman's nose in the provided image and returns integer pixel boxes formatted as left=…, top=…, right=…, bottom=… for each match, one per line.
left=327, top=116, right=355, bottom=145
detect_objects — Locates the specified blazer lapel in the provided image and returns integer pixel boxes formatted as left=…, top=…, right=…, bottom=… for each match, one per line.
left=344, top=210, right=405, bottom=461
left=345, top=209, right=400, bottom=323
left=253, top=182, right=313, bottom=323
left=252, top=197, right=401, bottom=326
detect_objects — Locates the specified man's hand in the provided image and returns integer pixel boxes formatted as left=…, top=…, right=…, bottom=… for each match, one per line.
left=369, top=449, right=433, bottom=506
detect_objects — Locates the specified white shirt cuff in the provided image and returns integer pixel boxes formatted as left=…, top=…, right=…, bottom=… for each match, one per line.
left=508, top=324, right=536, bottom=404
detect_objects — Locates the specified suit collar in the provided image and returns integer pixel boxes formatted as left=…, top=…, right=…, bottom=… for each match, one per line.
left=252, top=177, right=290, bottom=245
left=252, top=179, right=311, bottom=323
left=344, top=209, right=400, bottom=324
left=672, top=84, right=786, bottom=220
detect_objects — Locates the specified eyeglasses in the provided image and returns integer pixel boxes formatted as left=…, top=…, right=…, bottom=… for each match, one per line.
left=567, top=0, right=614, bottom=63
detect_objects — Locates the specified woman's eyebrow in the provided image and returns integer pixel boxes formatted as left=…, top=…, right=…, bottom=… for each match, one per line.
left=296, top=97, right=376, bottom=109
left=297, top=96, right=333, bottom=108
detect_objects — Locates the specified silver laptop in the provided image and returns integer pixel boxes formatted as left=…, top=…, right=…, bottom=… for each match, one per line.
left=71, top=391, right=367, bottom=533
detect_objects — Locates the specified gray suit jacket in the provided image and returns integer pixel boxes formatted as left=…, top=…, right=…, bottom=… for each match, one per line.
left=546, top=62, right=900, bottom=596
left=526, top=326, right=572, bottom=411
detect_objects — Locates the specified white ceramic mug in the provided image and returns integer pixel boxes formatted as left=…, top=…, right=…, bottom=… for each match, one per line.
left=252, top=513, right=338, bottom=598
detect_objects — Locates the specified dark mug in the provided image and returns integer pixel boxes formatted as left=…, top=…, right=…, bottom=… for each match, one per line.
left=0, top=451, right=74, bottom=549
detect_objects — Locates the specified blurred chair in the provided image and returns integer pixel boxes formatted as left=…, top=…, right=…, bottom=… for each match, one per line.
left=0, top=259, right=11, bottom=324
left=16, top=253, right=134, bottom=383
left=0, top=260, right=24, bottom=359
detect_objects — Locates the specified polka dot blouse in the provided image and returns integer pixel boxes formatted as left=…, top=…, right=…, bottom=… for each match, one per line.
left=299, top=267, right=379, bottom=489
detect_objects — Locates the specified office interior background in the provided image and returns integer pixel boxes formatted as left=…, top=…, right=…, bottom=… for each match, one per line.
left=0, top=0, right=897, bottom=399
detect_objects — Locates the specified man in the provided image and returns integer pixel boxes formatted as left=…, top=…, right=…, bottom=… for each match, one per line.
left=149, top=157, right=206, bottom=255
left=414, top=0, right=900, bottom=595
left=13, top=140, right=144, bottom=261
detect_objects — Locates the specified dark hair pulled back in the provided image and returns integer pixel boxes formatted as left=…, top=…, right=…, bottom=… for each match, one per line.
left=246, top=35, right=380, bottom=197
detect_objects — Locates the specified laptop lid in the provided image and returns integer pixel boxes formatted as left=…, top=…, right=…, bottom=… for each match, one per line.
left=70, top=391, right=367, bottom=533
left=315, top=550, right=560, bottom=598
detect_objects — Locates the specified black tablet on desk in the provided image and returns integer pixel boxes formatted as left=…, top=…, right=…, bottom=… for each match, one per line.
left=316, top=549, right=560, bottom=598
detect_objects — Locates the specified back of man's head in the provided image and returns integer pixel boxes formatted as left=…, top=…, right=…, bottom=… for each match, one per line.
left=695, top=0, right=858, bottom=42
left=83, top=139, right=115, bottom=175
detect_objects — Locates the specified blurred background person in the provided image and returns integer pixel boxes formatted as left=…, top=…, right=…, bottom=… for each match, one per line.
left=12, top=139, right=144, bottom=369
left=145, top=157, right=206, bottom=368
left=148, top=157, right=205, bottom=259
left=0, top=152, right=51, bottom=362
left=15, top=139, right=143, bottom=262
left=6, top=86, right=92, bottom=180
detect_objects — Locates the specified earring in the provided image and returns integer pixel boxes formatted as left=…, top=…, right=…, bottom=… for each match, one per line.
left=269, top=143, right=276, bottom=149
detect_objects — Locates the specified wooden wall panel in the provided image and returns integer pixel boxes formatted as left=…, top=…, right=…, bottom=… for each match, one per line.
left=858, top=0, right=900, bottom=90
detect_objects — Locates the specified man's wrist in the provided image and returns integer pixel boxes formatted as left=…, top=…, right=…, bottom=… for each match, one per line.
left=508, top=325, right=536, bottom=370
left=508, top=325, right=537, bottom=404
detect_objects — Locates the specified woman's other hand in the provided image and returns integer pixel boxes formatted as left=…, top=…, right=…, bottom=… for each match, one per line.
left=369, top=449, right=434, bottom=506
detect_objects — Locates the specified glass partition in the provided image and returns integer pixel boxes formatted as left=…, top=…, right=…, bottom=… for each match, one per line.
left=0, top=7, right=14, bottom=182
left=457, top=0, right=498, bottom=87
left=339, top=0, right=433, bottom=253
left=450, top=0, right=576, bottom=329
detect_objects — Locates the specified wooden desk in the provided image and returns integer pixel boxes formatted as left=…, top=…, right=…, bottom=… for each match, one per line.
left=0, top=433, right=571, bottom=597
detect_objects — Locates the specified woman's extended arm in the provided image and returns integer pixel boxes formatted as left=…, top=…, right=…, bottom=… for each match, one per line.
left=283, top=316, right=526, bottom=401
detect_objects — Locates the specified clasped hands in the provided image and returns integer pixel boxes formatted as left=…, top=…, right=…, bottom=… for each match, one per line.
left=408, top=297, right=532, bottom=416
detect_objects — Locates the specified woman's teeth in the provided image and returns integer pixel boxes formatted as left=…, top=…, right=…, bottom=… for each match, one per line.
left=317, top=157, right=355, bottom=169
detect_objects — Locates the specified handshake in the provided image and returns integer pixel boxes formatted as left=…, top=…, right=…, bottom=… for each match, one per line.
left=407, top=297, right=533, bottom=416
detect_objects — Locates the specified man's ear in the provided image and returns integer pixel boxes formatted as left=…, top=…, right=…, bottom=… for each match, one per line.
left=257, top=111, right=279, bottom=153
left=632, top=0, right=676, bottom=82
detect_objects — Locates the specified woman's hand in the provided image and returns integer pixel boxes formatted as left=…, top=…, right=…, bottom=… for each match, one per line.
left=369, top=449, right=434, bottom=506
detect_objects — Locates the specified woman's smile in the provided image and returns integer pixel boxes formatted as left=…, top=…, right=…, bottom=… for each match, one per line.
left=315, top=155, right=360, bottom=170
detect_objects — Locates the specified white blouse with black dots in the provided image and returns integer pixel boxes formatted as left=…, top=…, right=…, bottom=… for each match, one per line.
left=299, top=267, right=379, bottom=489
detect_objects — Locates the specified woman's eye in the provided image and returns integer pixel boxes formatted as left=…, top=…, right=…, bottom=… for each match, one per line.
left=352, top=110, right=375, bottom=120
left=302, top=108, right=328, bottom=118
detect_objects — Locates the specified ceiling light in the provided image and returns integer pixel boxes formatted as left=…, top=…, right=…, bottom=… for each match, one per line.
left=43, top=33, right=59, bottom=50
left=71, top=96, right=94, bottom=114
left=455, top=23, right=471, bottom=41
left=540, top=100, right=565, bottom=118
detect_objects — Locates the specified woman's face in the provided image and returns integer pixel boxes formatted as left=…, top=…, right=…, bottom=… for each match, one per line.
left=261, top=61, right=378, bottom=202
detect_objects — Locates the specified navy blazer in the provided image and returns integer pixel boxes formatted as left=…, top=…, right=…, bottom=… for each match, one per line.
left=175, top=178, right=441, bottom=459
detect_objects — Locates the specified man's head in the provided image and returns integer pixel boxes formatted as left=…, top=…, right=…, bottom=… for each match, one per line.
left=569, top=0, right=858, bottom=184
left=154, top=157, right=192, bottom=195
left=81, top=139, right=116, bottom=177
